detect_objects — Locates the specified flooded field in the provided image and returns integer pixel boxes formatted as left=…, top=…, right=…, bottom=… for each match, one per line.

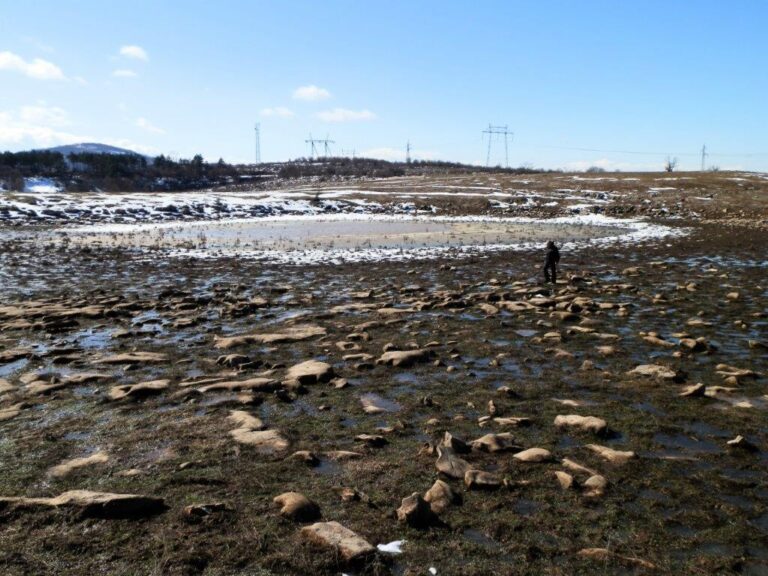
left=0, top=173, right=767, bottom=576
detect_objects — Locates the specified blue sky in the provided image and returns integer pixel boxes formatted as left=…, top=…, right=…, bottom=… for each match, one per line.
left=1, top=0, right=766, bottom=171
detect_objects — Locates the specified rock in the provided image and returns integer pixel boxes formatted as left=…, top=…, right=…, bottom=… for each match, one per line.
left=0, top=402, right=27, bottom=421
left=470, top=433, right=521, bottom=453
left=229, top=428, right=289, bottom=454
left=679, top=383, right=706, bottom=397
left=273, top=492, right=320, bottom=522
left=216, top=354, right=252, bottom=368
left=435, top=446, right=471, bottom=479
left=596, top=345, right=616, bottom=356
left=376, top=349, right=430, bottom=367
left=679, top=338, right=707, bottom=353
left=423, top=479, right=457, bottom=514
left=440, top=431, right=470, bottom=453
left=627, top=364, right=684, bottom=382
left=554, top=414, right=607, bottom=435
left=464, top=469, right=503, bottom=490
left=726, top=435, right=759, bottom=452
left=197, top=377, right=280, bottom=393
left=586, top=444, right=636, bottom=465
left=214, top=325, right=326, bottom=349
left=300, top=521, right=375, bottom=561
left=396, top=493, right=436, bottom=527
left=0, top=378, right=14, bottom=394
left=108, top=379, right=170, bottom=401
left=183, top=502, right=229, bottom=517
left=554, top=471, right=574, bottom=489
left=0, top=490, right=166, bottom=519
left=513, top=447, right=552, bottom=463
left=49, top=451, right=109, bottom=478
left=493, top=416, right=531, bottom=427
left=355, top=434, right=388, bottom=447
left=561, top=458, right=598, bottom=476
left=582, top=474, right=608, bottom=498
left=95, top=352, right=167, bottom=364
left=324, top=450, right=363, bottom=461
left=0, top=348, right=31, bottom=363
left=284, top=360, right=334, bottom=386
left=577, top=548, right=657, bottom=570
left=228, top=410, right=263, bottom=430
left=289, top=450, right=320, bottom=466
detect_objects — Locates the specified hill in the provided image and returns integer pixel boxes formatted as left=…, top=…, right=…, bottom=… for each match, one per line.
left=44, top=142, right=145, bottom=157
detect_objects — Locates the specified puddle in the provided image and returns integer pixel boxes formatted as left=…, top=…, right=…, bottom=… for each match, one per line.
left=653, top=433, right=722, bottom=455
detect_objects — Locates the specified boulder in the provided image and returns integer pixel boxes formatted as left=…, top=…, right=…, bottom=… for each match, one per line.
left=464, top=469, right=503, bottom=490
left=586, top=444, right=636, bottom=465
left=554, top=414, right=607, bottom=435
left=423, top=479, right=457, bottom=514
left=228, top=410, right=263, bottom=430
left=376, top=349, right=430, bottom=368
left=273, top=492, right=320, bottom=522
left=0, top=490, right=166, bottom=519
left=627, top=364, right=684, bottom=382
left=49, top=451, right=109, bottom=478
left=582, top=474, right=608, bottom=498
left=284, top=360, right=334, bottom=386
left=300, top=521, right=375, bottom=561
left=554, top=471, right=574, bottom=490
left=229, top=428, right=289, bottom=454
left=108, top=379, right=170, bottom=401
left=435, top=446, right=471, bottom=479
left=470, top=433, right=521, bottom=453
left=396, top=493, right=436, bottom=527
left=679, top=383, right=706, bottom=397
left=513, top=447, right=552, bottom=463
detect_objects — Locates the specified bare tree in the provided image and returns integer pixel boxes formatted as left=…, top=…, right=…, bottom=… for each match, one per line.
left=664, top=157, right=678, bottom=172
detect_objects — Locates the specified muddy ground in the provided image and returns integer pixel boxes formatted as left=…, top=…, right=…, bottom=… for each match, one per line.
left=0, top=173, right=767, bottom=576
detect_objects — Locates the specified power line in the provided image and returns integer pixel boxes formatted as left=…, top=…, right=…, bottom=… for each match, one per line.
left=305, top=134, right=335, bottom=159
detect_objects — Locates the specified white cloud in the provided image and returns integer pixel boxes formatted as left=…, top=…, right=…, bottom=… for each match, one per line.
left=0, top=51, right=65, bottom=80
left=119, top=45, right=148, bottom=61
left=362, top=146, right=436, bottom=161
left=20, top=105, right=70, bottom=127
left=135, top=117, right=165, bottom=135
left=316, top=108, right=376, bottom=123
left=260, top=106, right=295, bottom=118
left=292, top=84, right=331, bottom=101
left=112, top=69, right=138, bottom=78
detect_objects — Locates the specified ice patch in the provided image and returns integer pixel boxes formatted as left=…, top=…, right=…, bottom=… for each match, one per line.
left=377, top=540, right=405, bottom=554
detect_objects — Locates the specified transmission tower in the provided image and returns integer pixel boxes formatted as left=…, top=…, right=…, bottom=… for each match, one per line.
left=406, top=140, right=412, bottom=164
left=701, top=144, right=707, bottom=171
left=305, top=134, right=335, bottom=159
left=482, top=124, right=513, bottom=167
left=254, top=123, right=261, bottom=164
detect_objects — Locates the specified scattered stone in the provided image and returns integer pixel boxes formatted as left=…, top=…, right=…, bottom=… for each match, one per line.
left=423, top=479, right=457, bottom=514
left=582, top=474, right=608, bottom=498
left=397, top=493, right=436, bottom=527
left=586, top=444, right=636, bottom=465
left=554, top=471, right=574, bottom=490
left=198, top=377, right=280, bottom=393
left=300, top=521, right=375, bottom=561
left=726, top=435, right=759, bottom=452
left=0, top=490, right=166, bottom=519
left=183, top=502, right=229, bottom=518
left=324, top=450, right=363, bottom=461
left=228, top=410, right=263, bottom=430
left=493, top=416, right=531, bottom=427
left=95, top=352, right=167, bottom=364
left=627, top=364, right=684, bottom=382
left=513, top=447, right=552, bottom=463
left=562, top=458, right=598, bottom=476
left=470, top=433, right=520, bottom=453
left=273, top=492, right=321, bottom=522
left=554, top=414, right=607, bottom=435
left=108, top=379, right=170, bottom=401
left=679, top=383, right=706, bottom=397
left=49, top=451, right=109, bottom=478
left=376, top=349, right=430, bottom=367
left=230, top=428, right=289, bottom=454
left=464, top=469, right=503, bottom=490
left=284, top=360, right=334, bottom=386
left=214, top=325, right=326, bottom=349
left=216, top=354, right=252, bottom=368
left=0, top=378, right=14, bottom=394
left=290, top=450, right=320, bottom=466
left=355, top=434, right=388, bottom=447
left=0, top=402, right=27, bottom=421
left=435, top=446, right=471, bottom=479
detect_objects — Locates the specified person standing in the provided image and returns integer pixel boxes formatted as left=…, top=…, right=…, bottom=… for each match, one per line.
left=543, top=241, right=560, bottom=284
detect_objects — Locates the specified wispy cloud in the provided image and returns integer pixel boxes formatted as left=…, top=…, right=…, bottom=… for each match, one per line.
left=135, top=117, right=165, bottom=134
left=0, top=51, right=65, bottom=80
left=112, top=69, right=138, bottom=78
left=19, top=104, right=70, bottom=127
left=119, top=45, right=148, bottom=61
left=316, top=108, right=376, bottom=123
left=0, top=105, right=81, bottom=146
left=292, top=84, right=331, bottom=101
left=260, top=106, right=295, bottom=118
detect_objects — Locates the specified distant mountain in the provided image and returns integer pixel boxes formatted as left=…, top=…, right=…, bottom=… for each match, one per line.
left=45, top=142, right=147, bottom=157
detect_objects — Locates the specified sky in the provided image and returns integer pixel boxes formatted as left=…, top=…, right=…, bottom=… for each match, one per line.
left=1, top=0, right=767, bottom=171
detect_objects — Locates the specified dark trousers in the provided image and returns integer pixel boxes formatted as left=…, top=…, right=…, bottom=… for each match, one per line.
left=544, top=263, right=557, bottom=284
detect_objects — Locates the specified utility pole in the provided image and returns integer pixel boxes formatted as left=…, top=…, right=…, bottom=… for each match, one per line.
left=254, top=123, right=261, bottom=164
left=406, top=141, right=412, bottom=164
left=482, top=124, right=513, bottom=167
left=305, top=134, right=335, bottom=159
left=701, top=144, right=707, bottom=171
